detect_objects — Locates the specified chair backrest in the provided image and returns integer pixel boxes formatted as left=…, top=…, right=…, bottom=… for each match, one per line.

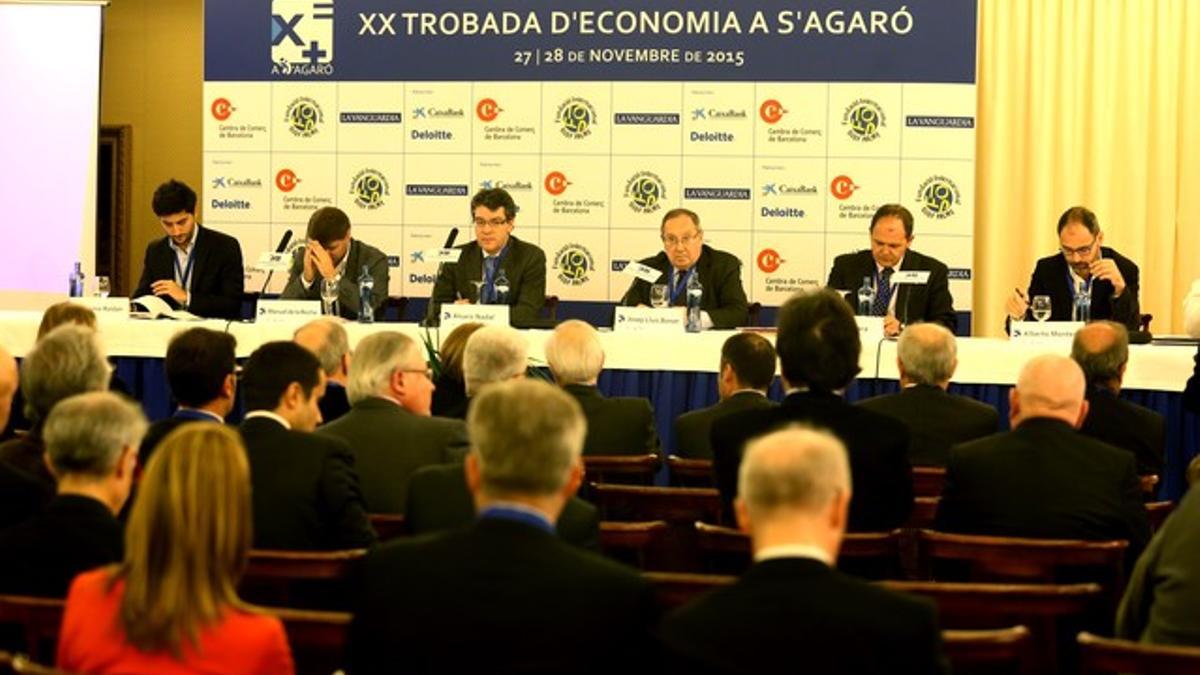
left=918, top=530, right=1127, bottom=587
left=598, top=521, right=668, bottom=570
left=0, top=596, right=65, bottom=664
left=367, top=513, right=408, bottom=542
left=1139, top=475, right=1160, bottom=498
left=589, top=484, right=723, bottom=524
left=1145, top=501, right=1174, bottom=532
left=583, top=455, right=661, bottom=485
left=912, top=466, right=947, bottom=497
left=941, top=626, right=1033, bottom=675
left=693, top=522, right=901, bottom=578
left=880, top=581, right=1102, bottom=627
left=666, top=455, right=714, bottom=487
left=907, top=496, right=940, bottom=529
left=245, top=549, right=368, bottom=581
left=642, top=572, right=735, bottom=612
left=1078, top=632, right=1200, bottom=675
left=271, top=607, right=352, bottom=675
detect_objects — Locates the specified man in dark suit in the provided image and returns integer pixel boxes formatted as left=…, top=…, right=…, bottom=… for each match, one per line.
left=662, top=427, right=947, bottom=674
left=0, top=392, right=144, bottom=597
left=132, top=179, right=244, bottom=320
left=239, top=342, right=375, bottom=551
left=319, top=331, right=468, bottom=513
left=711, top=289, right=913, bottom=530
left=350, top=379, right=657, bottom=674
left=544, top=320, right=659, bottom=456
left=674, top=333, right=777, bottom=460
left=281, top=206, right=389, bottom=320
left=1006, top=206, right=1141, bottom=331
left=1072, top=321, right=1165, bottom=477
left=1186, top=344, right=1200, bottom=415
left=425, top=187, right=546, bottom=327
left=294, top=318, right=353, bottom=425
left=620, top=208, right=749, bottom=329
left=858, top=323, right=999, bottom=466
left=936, top=355, right=1151, bottom=558
left=827, top=203, right=957, bottom=335
left=0, top=346, right=50, bottom=529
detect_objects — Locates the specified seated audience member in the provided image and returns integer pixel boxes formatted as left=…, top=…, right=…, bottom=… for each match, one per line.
left=239, top=341, right=375, bottom=550
left=431, top=322, right=483, bottom=418
left=674, top=333, right=776, bottom=460
left=57, top=425, right=294, bottom=674
left=1186, top=344, right=1200, bottom=415
left=0, top=344, right=52, bottom=529
left=936, top=355, right=1150, bottom=556
left=449, top=324, right=528, bottom=419
left=294, top=318, right=353, bottom=424
left=662, top=428, right=947, bottom=674
left=1119, top=485, right=1200, bottom=647
left=1072, top=321, right=1165, bottom=477
left=0, top=325, right=111, bottom=491
left=139, top=327, right=237, bottom=466
left=0, top=392, right=144, bottom=596
left=319, top=332, right=468, bottom=513
left=711, top=289, right=912, bottom=531
left=545, top=319, right=659, bottom=456
left=350, top=380, right=657, bottom=674
left=858, top=323, right=999, bottom=466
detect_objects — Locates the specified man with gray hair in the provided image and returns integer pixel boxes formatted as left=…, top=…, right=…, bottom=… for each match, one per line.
left=351, top=379, right=656, bottom=673
left=0, top=344, right=49, bottom=530
left=0, top=392, right=146, bottom=596
left=319, top=331, right=467, bottom=513
left=937, top=355, right=1150, bottom=557
left=858, top=323, right=998, bottom=466
left=294, top=318, right=353, bottom=424
left=1072, top=321, right=1165, bottom=478
left=545, top=319, right=658, bottom=456
left=451, top=324, right=528, bottom=418
left=662, top=427, right=947, bottom=673
left=0, top=324, right=111, bottom=491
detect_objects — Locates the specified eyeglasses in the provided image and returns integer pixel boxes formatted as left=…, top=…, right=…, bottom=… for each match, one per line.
left=399, top=367, right=434, bottom=380
left=1060, top=239, right=1097, bottom=258
left=473, top=217, right=511, bottom=229
left=662, top=233, right=700, bottom=248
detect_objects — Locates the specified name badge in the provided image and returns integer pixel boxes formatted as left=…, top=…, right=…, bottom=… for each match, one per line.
left=855, top=316, right=886, bottom=345
left=1010, top=321, right=1085, bottom=343
left=255, top=251, right=292, bottom=272
left=73, top=297, right=129, bottom=317
left=892, top=270, right=931, bottom=285
left=256, top=300, right=322, bottom=323
left=441, top=304, right=510, bottom=330
left=613, top=306, right=687, bottom=333
left=621, top=261, right=664, bottom=285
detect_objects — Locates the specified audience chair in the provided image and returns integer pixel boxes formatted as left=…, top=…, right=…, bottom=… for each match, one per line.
left=1078, top=632, right=1200, bottom=675
left=598, top=521, right=669, bottom=570
left=1145, top=501, right=1174, bottom=532
left=642, top=571, right=735, bottom=612
left=1139, top=475, right=1160, bottom=499
left=367, top=513, right=408, bottom=542
left=241, top=549, right=368, bottom=610
left=0, top=596, right=64, bottom=664
left=693, top=522, right=902, bottom=579
left=666, top=455, right=714, bottom=488
left=917, top=530, right=1127, bottom=590
left=590, top=484, right=723, bottom=571
left=273, top=607, right=351, bottom=675
left=941, top=626, right=1033, bottom=675
left=583, top=454, right=661, bottom=486
left=907, top=496, right=940, bottom=529
left=912, top=466, right=947, bottom=497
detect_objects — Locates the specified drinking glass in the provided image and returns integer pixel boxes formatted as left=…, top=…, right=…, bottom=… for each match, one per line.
left=649, top=284, right=669, bottom=309
left=1031, top=295, right=1052, bottom=322
left=94, top=276, right=111, bottom=298
left=470, top=280, right=486, bottom=304
left=320, top=278, right=339, bottom=316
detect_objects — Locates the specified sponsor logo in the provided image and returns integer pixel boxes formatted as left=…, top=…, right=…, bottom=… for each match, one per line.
left=339, top=112, right=402, bottom=124
left=544, top=171, right=570, bottom=196
left=613, top=113, right=680, bottom=125
left=409, top=273, right=437, bottom=284
left=948, top=268, right=972, bottom=280
left=623, top=171, right=666, bottom=214
left=210, top=199, right=252, bottom=210
left=211, top=177, right=264, bottom=189
left=759, top=99, right=787, bottom=124
left=275, top=169, right=300, bottom=192
left=478, top=180, right=533, bottom=192
left=757, top=249, right=785, bottom=274
left=476, top=98, right=502, bottom=122
left=413, top=106, right=465, bottom=119
left=271, top=0, right=335, bottom=76
left=409, top=251, right=424, bottom=263
left=285, top=97, right=324, bottom=137
left=830, top=175, right=858, bottom=200
left=211, top=98, right=234, bottom=121
left=611, top=260, right=630, bottom=272
left=760, top=207, right=806, bottom=218
left=906, top=115, right=975, bottom=129
left=691, top=108, right=706, bottom=120
left=917, top=175, right=961, bottom=219
left=683, top=188, right=751, bottom=200
left=557, top=97, right=596, bottom=139
left=553, top=244, right=594, bottom=286
left=762, top=183, right=817, bottom=196
left=692, top=108, right=747, bottom=121
left=405, top=184, right=469, bottom=197
left=386, top=255, right=400, bottom=267
left=350, top=168, right=389, bottom=209
left=842, top=98, right=886, bottom=142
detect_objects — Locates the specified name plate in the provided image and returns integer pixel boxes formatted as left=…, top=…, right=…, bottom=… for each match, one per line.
left=855, top=316, right=885, bottom=344
left=440, top=303, right=510, bottom=329
left=621, top=261, right=664, bottom=285
left=893, top=270, right=931, bottom=285
left=73, top=297, right=129, bottom=317
left=613, top=306, right=686, bottom=333
left=256, top=299, right=322, bottom=323
left=255, top=251, right=292, bottom=272
left=1010, top=320, right=1085, bottom=342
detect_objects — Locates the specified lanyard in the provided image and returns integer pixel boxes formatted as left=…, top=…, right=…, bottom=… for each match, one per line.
left=670, top=267, right=696, bottom=304
left=173, top=245, right=196, bottom=291
left=1065, top=269, right=1092, bottom=301
left=482, top=244, right=511, bottom=301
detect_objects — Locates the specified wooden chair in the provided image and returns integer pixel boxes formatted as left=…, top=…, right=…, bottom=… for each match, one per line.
left=917, top=530, right=1127, bottom=590
left=907, top=496, right=940, bottom=529
left=1078, top=632, right=1200, bottom=674
left=1145, top=501, right=1174, bottom=532
left=941, top=626, right=1033, bottom=675
left=912, top=466, right=947, bottom=497
left=241, top=549, right=368, bottom=609
left=583, top=454, right=661, bottom=486
left=666, top=455, right=714, bottom=487
left=1140, top=474, right=1160, bottom=498
left=589, top=485, right=723, bottom=571
left=273, top=607, right=352, bottom=675
left=642, top=572, right=735, bottom=612
left=0, top=596, right=64, bottom=664
left=368, top=513, right=408, bottom=541
left=598, top=521, right=669, bottom=569
left=694, top=523, right=902, bottom=579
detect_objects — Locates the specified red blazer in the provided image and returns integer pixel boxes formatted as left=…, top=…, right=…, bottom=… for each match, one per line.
left=57, top=569, right=293, bottom=675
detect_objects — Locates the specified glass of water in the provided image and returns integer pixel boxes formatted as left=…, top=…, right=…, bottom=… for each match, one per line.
left=1031, top=295, right=1052, bottom=322
left=649, top=284, right=669, bottom=309
left=94, top=276, right=110, bottom=298
left=320, top=278, right=339, bottom=316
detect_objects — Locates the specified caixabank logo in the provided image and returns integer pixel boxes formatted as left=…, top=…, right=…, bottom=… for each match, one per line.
left=286, top=97, right=324, bottom=137
left=557, top=97, right=597, bottom=140
left=917, top=175, right=960, bottom=219
left=553, top=244, right=594, bottom=286
left=842, top=98, right=886, bottom=142
left=624, top=171, right=666, bottom=214
left=271, top=0, right=335, bottom=76
left=350, top=169, right=389, bottom=210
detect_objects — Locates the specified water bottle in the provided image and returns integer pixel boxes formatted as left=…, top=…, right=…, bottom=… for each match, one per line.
left=357, top=265, right=375, bottom=324
left=68, top=262, right=85, bottom=298
left=494, top=268, right=510, bottom=304
left=856, top=275, right=875, bottom=315
left=1074, top=281, right=1091, bottom=323
left=685, top=273, right=703, bottom=333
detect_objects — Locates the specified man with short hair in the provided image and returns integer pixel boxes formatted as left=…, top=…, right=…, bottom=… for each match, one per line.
left=1072, top=321, right=1165, bottom=477
left=544, top=320, right=658, bottom=456
left=239, top=341, right=375, bottom=550
left=132, top=179, right=245, bottom=319
left=456, top=325, right=528, bottom=417
left=0, top=392, right=145, bottom=596
left=351, top=379, right=657, bottom=674
left=319, top=331, right=468, bottom=513
left=663, top=428, right=947, bottom=673
left=674, top=332, right=777, bottom=460
left=281, top=206, right=389, bottom=320
left=0, top=344, right=49, bottom=530
left=827, top=203, right=957, bottom=336
left=858, top=323, right=999, bottom=466
left=711, top=289, right=912, bottom=531
left=937, top=355, right=1150, bottom=556
left=620, top=208, right=749, bottom=329
left=426, top=187, right=547, bottom=327
left=294, top=318, right=353, bottom=424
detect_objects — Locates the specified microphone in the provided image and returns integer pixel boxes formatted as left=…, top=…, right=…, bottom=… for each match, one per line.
left=259, top=230, right=295, bottom=297
left=442, top=226, right=459, bottom=249
left=423, top=227, right=462, bottom=327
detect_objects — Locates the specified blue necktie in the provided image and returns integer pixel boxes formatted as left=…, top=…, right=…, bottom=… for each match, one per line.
left=482, top=256, right=498, bottom=304
left=873, top=267, right=894, bottom=316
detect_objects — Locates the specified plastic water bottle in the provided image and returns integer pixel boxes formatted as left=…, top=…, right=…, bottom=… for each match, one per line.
left=494, top=268, right=510, bottom=304
left=68, top=262, right=85, bottom=298
left=685, top=273, right=703, bottom=333
left=1074, top=282, right=1091, bottom=323
left=856, top=276, right=875, bottom=315
left=357, top=265, right=374, bottom=324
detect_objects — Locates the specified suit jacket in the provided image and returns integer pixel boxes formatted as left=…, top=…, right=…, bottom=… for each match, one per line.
left=562, top=384, right=660, bottom=457
left=239, top=416, right=376, bottom=551
left=711, top=391, right=913, bottom=531
left=826, top=249, right=957, bottom=331
left=318, top=382, right=351, bottom=426
left=0, top=432, right=54, bottom=493
left=404, top=463, right=600, bottom=551
left=661, top=557, right=947, bottom=675
left=673, top=391, right=776, bottom=460
left=281, top=238, right=389, bottom=320
left=0, top=461, right=51, bottom=531
left=1080, top=386, right=1165, bottom=477
left=430, top=374, right=467, bottom=419
left=137, top=410, right=227, bottom=467
left=425, top=236, right=547, bottom=327
left=132, top=225, right=245, bottom=320
left=1182, top=346, right=1200, bottom=414
left=936, top=418, right=1151, bottom=559
left=620, top=245, right=749, bottom=329
left=0, top=494, right=122, bottom=597
left=1018, top=246, right=1141, bottom=330
left=348, top=516, right=657, bottom=674
left=317, top=398, right=468, bottom=514
left=857, top=385, right=1000, bottom=467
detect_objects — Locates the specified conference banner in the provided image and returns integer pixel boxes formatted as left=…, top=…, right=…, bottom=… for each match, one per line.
left=203, top=0, right=977, bottom=311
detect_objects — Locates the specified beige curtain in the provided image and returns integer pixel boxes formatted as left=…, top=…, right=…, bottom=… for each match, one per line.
left=975, top=0, right=1200, bottom=335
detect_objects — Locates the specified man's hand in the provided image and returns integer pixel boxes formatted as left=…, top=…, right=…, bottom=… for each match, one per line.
left=150, top=279, right=187, bottom=304
left=303, top=243, right=337, bottom=283
left=453, top=298, right=473, bottom=305
left=1090, top=259, right=1126, bottom=297
left=883, top=315, right=902, bottom=337
left=1006, top=288, right=1029, bottom=320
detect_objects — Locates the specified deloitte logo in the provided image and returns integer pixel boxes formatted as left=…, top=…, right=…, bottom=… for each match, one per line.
left=623, top=171, right=666, bottom=214
left=557, top=97, right=597, bottom=140
left=285, top=97, right=324, bottom=137
left=351, top=169, right=389, bottom=210
left=917, top=175, right=961, bottom=219
left=553, top=244, right=594, bottom=286
left=842, top=98, right=886, bottom=142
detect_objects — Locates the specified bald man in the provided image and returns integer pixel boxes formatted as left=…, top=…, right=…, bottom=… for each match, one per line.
left=0, top=346, right=51, bottom=529
left=936, top=355, right=1150, bottom=558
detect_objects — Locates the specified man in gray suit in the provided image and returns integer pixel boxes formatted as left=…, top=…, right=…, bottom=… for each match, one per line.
left=319, top=331, right=467, bottom=513
left=281, top=206, right=389, bottom=320
left=674, top=333, right=777, bottom=460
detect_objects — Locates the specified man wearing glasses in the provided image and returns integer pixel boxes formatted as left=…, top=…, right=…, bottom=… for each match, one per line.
left=426, top=188, right=547, bottom=327
left=1006, top=206, right=1141, bottom=330
left=620, top=208, right=749, bottom=329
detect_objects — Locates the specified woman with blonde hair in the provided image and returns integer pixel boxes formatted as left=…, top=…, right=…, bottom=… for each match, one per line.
left=56, top=423, right=294, bottom=674
left=431, top=321, right=484, bottom=418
